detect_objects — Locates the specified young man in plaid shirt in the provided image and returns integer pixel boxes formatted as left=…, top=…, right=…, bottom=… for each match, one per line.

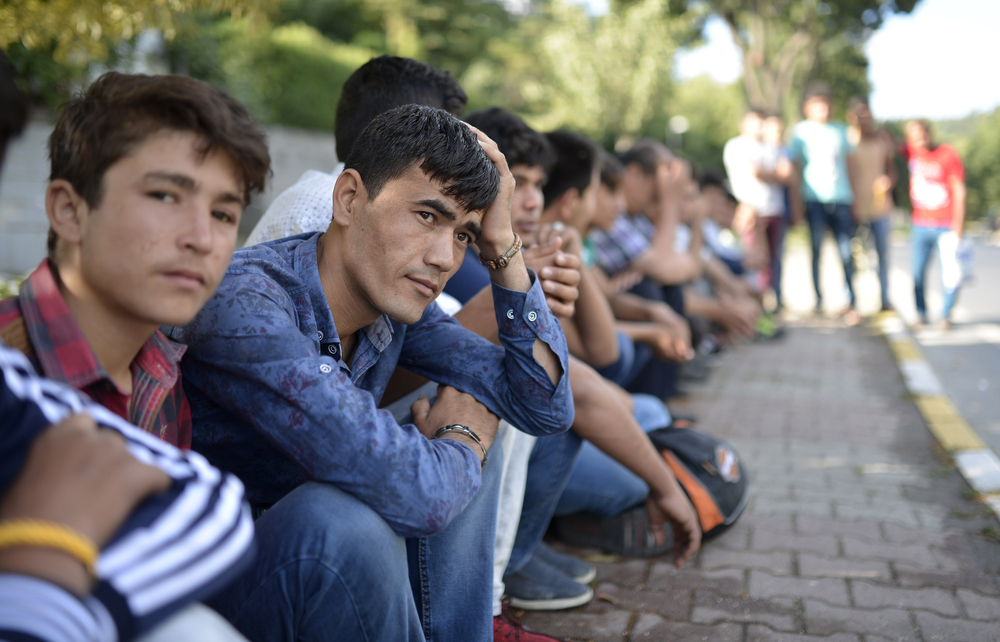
left=0, top=72, right=270, bottom=449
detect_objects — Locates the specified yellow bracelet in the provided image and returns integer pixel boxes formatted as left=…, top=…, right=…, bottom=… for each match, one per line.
left=0, top=519, right=98, bottom=577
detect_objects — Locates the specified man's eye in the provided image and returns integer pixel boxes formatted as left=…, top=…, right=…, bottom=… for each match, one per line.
left=456, top=232, right=472, bottom=245
left=213, top=210, right=237, bottom=225
left=418, top=211, right=435, bottom=223
left=150, top=191, right=177, bottom=203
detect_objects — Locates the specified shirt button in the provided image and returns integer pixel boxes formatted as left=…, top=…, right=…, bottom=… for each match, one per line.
left=328, top=345, right=339, bottom=356
left=528, top=311, right=537, bottom=322
left=506, top=309, right=515, bottom=320
left=319, top=364, right=332, bottom=374
left=317, top=330, right=324, bottom=340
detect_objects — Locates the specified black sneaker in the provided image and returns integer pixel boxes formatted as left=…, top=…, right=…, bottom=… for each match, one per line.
left=533, top=541, right=596, bottom=584
left=552, top=505, right=674, bottom=558
left=503, top=554, right=593, bottom=611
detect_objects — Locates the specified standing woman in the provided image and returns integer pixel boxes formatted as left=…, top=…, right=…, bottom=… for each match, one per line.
left=847, top=96, right=897, bottom=312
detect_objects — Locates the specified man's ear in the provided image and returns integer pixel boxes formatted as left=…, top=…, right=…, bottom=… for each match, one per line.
left=45, top=179, right=86, bottom=250
left=331, top=169, right=367, bottom=228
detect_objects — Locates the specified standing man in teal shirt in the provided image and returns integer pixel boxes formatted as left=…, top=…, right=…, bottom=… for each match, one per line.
left=790, top=82, right=861, bottom=323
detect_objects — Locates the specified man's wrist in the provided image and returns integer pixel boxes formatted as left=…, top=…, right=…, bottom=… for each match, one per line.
left=477, top=232, right=518, bottom=263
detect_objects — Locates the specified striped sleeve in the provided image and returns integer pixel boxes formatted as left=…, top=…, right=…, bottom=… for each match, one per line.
left=0, top=344, right=256, bottom=641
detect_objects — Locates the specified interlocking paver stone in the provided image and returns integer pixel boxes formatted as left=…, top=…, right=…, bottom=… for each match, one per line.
left=523, top=319, right=1000, bottom=642
left=749, top=570, right=849, bottom=605
left=914, top=611, right=1000, bottom=641
left=746, top=625, right=861, bottom=641
left=957, top=589, right=1000, bottom=620
left=628, top=616, right=743, bottom=641
left=691, top=592, right=797, bottom=630
left=798, top=554, right=892, bottom=581
left=804, top=600, right=917, bottom=640
left=851, top=581, right=958, bottom=615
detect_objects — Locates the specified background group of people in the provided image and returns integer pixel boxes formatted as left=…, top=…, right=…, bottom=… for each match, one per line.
left=723, top=81, right=968, bottom=328
left=0, top=50, right=971, bottom=642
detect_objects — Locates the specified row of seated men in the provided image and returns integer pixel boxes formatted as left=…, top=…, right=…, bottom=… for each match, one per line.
left=0, top=52, right=765, bottom=642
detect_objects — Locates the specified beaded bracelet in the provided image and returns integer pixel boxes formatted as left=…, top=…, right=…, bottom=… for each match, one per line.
left=0, top=519, right=98, bottom=577
left=478, top=234, right=522, bottom=270
left=434, top=425, right=489, bottom=470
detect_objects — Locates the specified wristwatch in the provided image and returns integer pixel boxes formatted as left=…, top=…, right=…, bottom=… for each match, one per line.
left=434, top=424, right=488, bottom=470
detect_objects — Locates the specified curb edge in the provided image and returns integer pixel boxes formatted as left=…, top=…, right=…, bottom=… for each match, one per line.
left=873, top=312, right=1000, bottom=518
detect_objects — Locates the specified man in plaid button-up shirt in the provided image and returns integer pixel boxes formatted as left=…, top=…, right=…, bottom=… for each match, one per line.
left=0, top=72, right=270, bottom=448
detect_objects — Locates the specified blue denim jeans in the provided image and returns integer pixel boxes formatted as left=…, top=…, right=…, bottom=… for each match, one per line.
left=506, top=426, right=583, bottom=575
left=869, top=217, right=892, bottom=309
left=211, top=437, right=503, bottom=642
left=805, top=201, right=856, bottom=308
left=553, top=394, right=671, bottom=518
left=911, top=224, right=960, bottom=320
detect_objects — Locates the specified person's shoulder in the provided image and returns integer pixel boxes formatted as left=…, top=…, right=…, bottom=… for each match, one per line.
left=245, top=167, right=343, bottom=246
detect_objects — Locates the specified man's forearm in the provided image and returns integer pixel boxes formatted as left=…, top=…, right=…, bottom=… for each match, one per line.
left=568, top=267, right=620, bottom=368
left=569, top=360, right=678, bottom=497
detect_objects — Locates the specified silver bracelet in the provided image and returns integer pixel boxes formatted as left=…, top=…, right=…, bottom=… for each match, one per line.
left=434, top=424, right=488, bottom=471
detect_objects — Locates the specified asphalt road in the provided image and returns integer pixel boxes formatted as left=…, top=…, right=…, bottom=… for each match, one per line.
left=887, top=234, right=1000, bottom=456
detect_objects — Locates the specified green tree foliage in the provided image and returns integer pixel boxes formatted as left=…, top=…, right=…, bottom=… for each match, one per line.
left=944, top=108, right=1000, bottom=219
left=663, top=75, right=745, bottom=172
left=1, top=0, right=278, bottom=62
left=704, top=0, right=918, bottom=114
left=181, top=20, right=373, bottom=131
left=462, top=0, right=697, bottom=143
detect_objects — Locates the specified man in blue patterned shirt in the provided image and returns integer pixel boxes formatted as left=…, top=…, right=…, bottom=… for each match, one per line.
left=170, top=104, right=573, bottom=641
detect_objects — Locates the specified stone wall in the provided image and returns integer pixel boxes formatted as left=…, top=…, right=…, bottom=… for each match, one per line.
left=0, top=120, right=337, bottom=277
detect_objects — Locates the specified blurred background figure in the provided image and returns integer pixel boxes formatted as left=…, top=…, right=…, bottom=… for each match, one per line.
left=790, top=82, right=861, bottom=324
left=904, top=119, right=966, bottom=328
left=847, top=96, right=897, bottom=313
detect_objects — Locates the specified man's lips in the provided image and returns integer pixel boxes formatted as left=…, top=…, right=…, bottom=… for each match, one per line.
left=163, top=269, right=207, bottom=290
left=406, top=275, right=439, bottom=298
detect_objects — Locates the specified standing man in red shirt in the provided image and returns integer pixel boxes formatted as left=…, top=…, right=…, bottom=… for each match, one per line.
left=905, top=119, right=966, bottom=327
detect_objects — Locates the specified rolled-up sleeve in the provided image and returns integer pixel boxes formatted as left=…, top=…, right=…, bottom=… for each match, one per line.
left=398, top=270, right=574, bottom=435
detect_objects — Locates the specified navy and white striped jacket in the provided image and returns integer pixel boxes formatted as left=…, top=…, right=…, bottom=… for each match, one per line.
left=0, top=344, right=255, bottom=642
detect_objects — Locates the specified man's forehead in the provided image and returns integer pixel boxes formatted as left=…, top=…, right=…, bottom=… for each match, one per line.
left=388, top=164, right=483, bottom=219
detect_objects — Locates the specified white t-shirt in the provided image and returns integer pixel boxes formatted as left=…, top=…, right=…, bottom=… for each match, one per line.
left=245, top=164, right=345, bottom=246
left=723, top=135, right=781, bottom=217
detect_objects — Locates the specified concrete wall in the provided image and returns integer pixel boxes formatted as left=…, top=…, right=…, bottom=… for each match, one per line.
left=0, top=120, right=337, bottom=277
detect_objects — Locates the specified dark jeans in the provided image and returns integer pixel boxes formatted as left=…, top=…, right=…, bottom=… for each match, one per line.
left=869, top=217, right=892, bottom=309
left=762, top=216, right=786, bottom=308
left=805, top=201, right=856, bottom=308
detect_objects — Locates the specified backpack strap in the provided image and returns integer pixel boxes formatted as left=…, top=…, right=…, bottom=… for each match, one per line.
left=0, top=316, right=32, bottom=356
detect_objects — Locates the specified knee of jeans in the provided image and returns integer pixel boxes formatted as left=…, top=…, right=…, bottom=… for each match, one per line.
left=263, top=482, right=409, bottom=587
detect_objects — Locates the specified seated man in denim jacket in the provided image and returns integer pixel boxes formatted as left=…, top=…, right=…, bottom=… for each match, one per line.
left=169, top=104, right=573, bottom=642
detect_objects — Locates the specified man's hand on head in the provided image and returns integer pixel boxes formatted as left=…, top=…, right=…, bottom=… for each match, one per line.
left=411, top=385, right=499, bottom=464
left=466, top=125, right=517, bottom=261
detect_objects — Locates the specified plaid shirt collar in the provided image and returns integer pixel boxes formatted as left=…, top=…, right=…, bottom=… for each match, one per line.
left=16, top=259, right=186, bottom=393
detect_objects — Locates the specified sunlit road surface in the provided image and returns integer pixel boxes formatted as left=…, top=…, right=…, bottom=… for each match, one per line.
left=782, top=226, right=1000, bottom=457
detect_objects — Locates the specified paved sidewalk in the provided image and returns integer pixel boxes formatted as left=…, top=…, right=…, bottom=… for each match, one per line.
left=520, top=319, right=1000, bottom=641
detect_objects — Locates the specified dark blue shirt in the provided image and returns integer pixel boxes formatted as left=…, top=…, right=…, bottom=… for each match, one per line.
left=169, top=233, right=573, bottom=537
left=444, top=246, right=492, bottom=304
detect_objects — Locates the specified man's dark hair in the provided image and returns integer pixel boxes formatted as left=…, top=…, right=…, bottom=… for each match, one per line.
left=464, top=107, right=552, bottom=172
left=48, top=72, right=271, bottom=257
left=803, top=81, right=832, bottom=104
left=335, top=55, right=467, bottom=161
left=345, top=104, right=498, bottom=213
left=617, top=138, right=671, bottom=175
left=0, top=52, right=29, bottom=174
left=847, top=95, right=870, bottom=112
left=698, top=170, right=735, bottom=202
left=541, top=130, right=599, bottom=206
left=599, top=151, right=624, bottom=190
